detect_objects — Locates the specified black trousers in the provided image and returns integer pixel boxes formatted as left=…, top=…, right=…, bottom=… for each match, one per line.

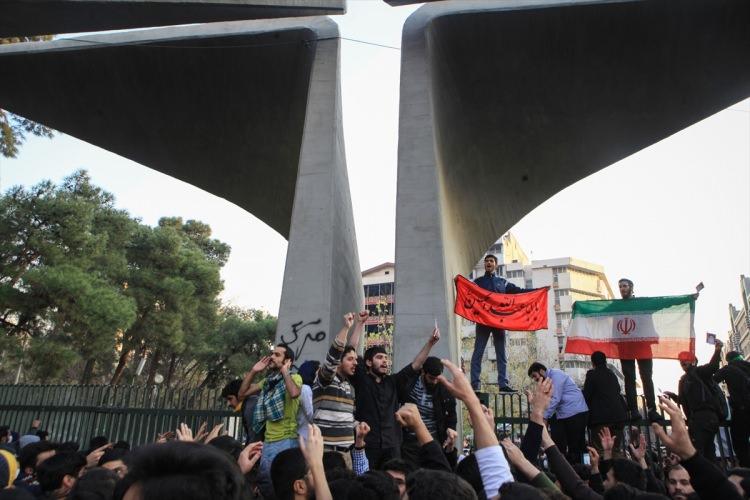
left=551, top=411, right=589, bottom=464
left=730, top=407, right=750, bottom=467
left=688, top=410, right=719, bottom=461
left=365, top=446, right=400, bottom=470
left=622, top=359, right=656, bottom=414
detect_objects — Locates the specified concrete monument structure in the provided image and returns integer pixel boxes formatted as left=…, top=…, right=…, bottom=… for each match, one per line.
left=393, top=0, right=750, bottom=369
left=0, top=0, right=344, bottom=38
left=0, top=17, right=362, bottom=365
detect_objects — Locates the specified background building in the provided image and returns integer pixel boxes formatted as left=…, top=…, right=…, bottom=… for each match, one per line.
left=362, top=262, right=395, bottom=354
left=461, top=233, right=623, bottom=390
left=728, top=275, right=750, bottom=357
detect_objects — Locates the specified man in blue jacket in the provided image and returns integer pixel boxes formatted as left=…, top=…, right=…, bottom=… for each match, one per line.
left=470, top=253, right=529, bottom=392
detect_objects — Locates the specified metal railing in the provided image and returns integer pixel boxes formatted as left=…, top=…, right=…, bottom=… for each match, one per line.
left=489, top=392, right=737, bottom=465
left=0, top=384, right=243, bottom=447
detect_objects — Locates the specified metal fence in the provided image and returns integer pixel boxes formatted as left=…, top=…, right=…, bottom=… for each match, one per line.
left=0, top=385, right=243, bottom=447
left=489, top=392, right=738, bottom=465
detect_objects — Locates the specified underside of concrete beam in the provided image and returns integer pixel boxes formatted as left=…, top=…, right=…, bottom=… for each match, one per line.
left=1, top=0, right=345, bottom=38
left=393, top=0, right=750, bottom=369
left=0, top=18, right=363, bottom=365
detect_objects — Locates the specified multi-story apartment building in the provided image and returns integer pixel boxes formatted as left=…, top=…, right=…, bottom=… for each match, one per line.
left=362, top=262, right=395, bottom=353
left=728, top=275, right=750, bottom=357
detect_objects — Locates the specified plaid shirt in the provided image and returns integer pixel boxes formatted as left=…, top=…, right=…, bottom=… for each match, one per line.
left=351, top=447, right=369, bottom=476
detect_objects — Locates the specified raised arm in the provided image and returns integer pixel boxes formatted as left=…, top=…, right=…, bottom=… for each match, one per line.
left=697, top=339, right=723, bottom=378
left=318, top=313, right=353, bottom=386
left=238, top=356, right=271, bottom=399
left=411, top=326, right=440, bottom=371
left=348, top=310, right=368, bottom=354
left=280, top=358, right=301, bottom=399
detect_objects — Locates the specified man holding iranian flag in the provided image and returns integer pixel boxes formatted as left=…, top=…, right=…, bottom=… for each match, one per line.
left=565, top=278, right=697, bottom=423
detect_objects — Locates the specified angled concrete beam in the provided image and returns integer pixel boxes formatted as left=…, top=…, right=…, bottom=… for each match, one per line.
left=393, top=0, right=750, bottom=369
left=1, top=0, right=345, bottom=38
left=0, top=18, right=363, bottom=365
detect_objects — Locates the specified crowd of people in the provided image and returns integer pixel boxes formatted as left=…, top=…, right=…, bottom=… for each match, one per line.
left=0, top=255, right=748, bottom=499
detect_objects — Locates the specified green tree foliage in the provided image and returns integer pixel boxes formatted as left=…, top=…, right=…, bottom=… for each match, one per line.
left=0, top=170, right=263, bottom=387
left=0, top=36, right=55, bottom=158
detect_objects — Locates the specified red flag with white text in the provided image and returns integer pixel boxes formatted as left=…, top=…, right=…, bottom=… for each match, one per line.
left=453, top=275, right=548, bottom=331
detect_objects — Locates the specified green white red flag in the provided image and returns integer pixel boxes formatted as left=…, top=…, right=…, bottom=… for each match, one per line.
left=564, top=295, right=695, bottom=360
left=453, top=275, right=548, bottom=331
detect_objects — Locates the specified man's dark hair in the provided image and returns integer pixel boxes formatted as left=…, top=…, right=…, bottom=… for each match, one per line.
left=112, top=440, right=130, bottom=451
left=36, top=451, right=86, bottom=493
left=454, top=454, right=484, bottom=498
left=498, top=482, right=545, bottom=500
left=298, top=360, right=321, bottom=386
left=483, top=254, right=497, bottom=264
left=728, top=467, right=750, bottom=480
left=592, top=351, right=607, bottom=368
left=19, top=441, right=56, bottom=471
left=423, top=357, right=443, bottom=377
left=113, top=441, right=245, bottom=500
left=727, top=351, right=744, bottom=363
left=603, top=483, right=666, bottom=500
left=208, top=435, right=244, bottom=462
left=406, top=469, right=476, bottom=500
left=221, top=379, right=242, bottom=399
left=365, top=345, right=387, bottom=363
left=527, top=362, right=547, bottom=377
left=271, top=447, right=307, bottom=500
left=0, top=426, right=8, bottom=441
left=347, top=470, right=400, bottom=500
left=98, top=448, right=128, bottom=467
left=382, top=458, right=416, bottom=477
left=277, top=343, right=295, bottom=363
left=88, top=436, right=108, bottom=453
left=323, top=451, right=347, bottom=473
left=343, top=345, right=357, bottom=357
left=58, top=442, right=80, bottom=453
left=610, top=458, right=646, bottom=491
left=68, top=467, right=119, bottom=500
left=35, top=430, right=49, bottom=441
left=618, top=278, right=634, bottom=287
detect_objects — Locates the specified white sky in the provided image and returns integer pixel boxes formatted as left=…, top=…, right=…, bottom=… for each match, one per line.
left=1, top=0, right=748, bottom=392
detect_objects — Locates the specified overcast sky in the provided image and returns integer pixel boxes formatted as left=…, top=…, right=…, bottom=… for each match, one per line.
left=2, top=1, right=748, bottom=391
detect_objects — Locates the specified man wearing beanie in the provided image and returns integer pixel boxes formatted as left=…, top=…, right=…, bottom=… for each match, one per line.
left=0, top=449, right=19, bottom=488
left=714, top=350, right=750, bottom=466
left=399, top=356, right=457, bottom=465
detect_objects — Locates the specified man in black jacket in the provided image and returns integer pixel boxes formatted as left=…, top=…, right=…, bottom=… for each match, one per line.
left=714, top=350, right=750, bottom=467
left=674, top=339, right=723, bottom=460
left=351, top=326, right=440, bottom=469
left=583, top=351, right=628, bottom=457
left=399, top=356, right=457, bottom=465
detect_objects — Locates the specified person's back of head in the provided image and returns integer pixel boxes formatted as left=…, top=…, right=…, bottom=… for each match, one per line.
left=207, top=435, right=244, bottom=462
left=36, top=451, right=87, bottom=495
left=298, top=360, right=320, bottom=387
left=68, top=467, right=119, bottom=500
left=610, top=458, right=646, bottom=491
left=347, top=471, right=400, bottom=500
left=455, top=453, right=485, bottom=499
left=113, top=441, right=245, bottom=500
left=498, top=482, right=546, bottom=500
left=98, top=448, right=128, bottom=468
left=406, top=469, right=476, bottom=500
left=592, top=351, right=607, bottom=368
left=271, top=447, right=308, bottom=500
left=88, top=436, right=109, bottom=453
left=19, top=440, right=56, bottom=473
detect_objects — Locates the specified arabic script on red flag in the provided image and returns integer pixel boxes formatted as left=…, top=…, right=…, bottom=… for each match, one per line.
left=453, top=275, right=548, bottom=331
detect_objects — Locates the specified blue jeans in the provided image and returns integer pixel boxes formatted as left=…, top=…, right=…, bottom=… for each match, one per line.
left=257, top=438, right=298, bottom=499
left=471, top=324, right=507, bottom=389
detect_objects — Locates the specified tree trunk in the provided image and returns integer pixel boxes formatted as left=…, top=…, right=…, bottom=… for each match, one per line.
left=80, top=358, right=96, bottom=384
left=164, top=353, right=177, bottom=387
left=146, top=349, right=161, bottom=385
left=110, top=349, right=131, bottom=385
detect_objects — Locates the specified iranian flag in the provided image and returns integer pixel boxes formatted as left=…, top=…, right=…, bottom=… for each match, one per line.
left=564, top=295, right=695, bottom=360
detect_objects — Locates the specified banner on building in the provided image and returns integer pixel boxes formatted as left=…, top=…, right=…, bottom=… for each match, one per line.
left=564, top=295, right=695, bottom=360
left=453, top=275, right=548, bottom=331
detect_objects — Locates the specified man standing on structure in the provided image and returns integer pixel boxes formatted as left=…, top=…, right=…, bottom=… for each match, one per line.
left=618, top=278, right=659, bottom=422
left=470, top=253, right=530, bottom=392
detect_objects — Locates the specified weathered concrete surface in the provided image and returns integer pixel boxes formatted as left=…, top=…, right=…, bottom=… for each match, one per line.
left=0, top=18, right=363, bottom=365
left=1, top=0, right=345, bottom=38
left=393, top=0, right=750, bottom=370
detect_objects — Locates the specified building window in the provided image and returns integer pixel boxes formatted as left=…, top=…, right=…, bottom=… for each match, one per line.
left=555, top=290, right=569, bottom=298
left=525, top=279, right=533, bottom=289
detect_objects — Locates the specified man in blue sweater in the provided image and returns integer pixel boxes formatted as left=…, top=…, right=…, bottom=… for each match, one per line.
left=470, top=253, right=529, bottom=392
